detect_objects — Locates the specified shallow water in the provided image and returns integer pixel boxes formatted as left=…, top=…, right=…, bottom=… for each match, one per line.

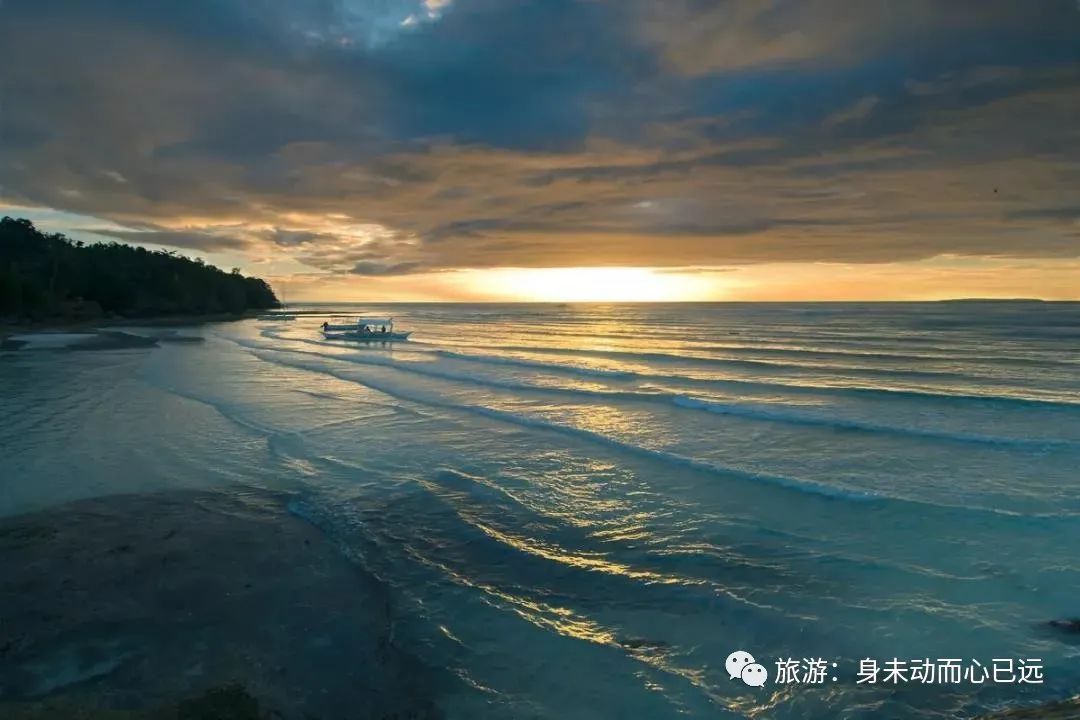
left=2, top=302, right=1079, bottom=718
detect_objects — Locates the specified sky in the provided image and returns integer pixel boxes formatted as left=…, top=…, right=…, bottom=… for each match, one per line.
left=1, top=0, right=1078, bottom=301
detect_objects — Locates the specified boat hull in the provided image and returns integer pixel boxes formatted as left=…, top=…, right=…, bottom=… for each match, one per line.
left=323, top=331, right=412, bottom=342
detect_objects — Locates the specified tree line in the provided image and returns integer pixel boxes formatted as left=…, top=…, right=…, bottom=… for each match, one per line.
left=0, top=217, right=279, bottom=319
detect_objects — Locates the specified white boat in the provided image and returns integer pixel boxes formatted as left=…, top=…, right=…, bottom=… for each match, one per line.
left=321, top=317, right=411, bottom=341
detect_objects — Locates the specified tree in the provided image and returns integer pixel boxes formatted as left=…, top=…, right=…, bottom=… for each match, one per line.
left=0, top=217, right=280, bottom=318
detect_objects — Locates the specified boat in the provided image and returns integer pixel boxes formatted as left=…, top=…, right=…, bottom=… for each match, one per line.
left=321, top=317, right=411, bottom=341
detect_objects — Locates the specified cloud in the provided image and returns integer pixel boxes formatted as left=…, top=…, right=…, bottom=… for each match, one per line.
left=0, top=0, right=1078, bottom=281
left=1005, top=206, right=1080, bottom=222
left=351, top=260, right=427, bottom=275
left=822, top=96, right=880, bottom=128
left=632, top=0, right=1080, bottom=75
left=904, top=66, right=1025, bottom=96
left=84, top=228, right=250, bottom=252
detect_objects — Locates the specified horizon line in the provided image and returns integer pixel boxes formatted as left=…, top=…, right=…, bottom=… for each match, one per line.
left=285, top=297, right=1076, bottom=304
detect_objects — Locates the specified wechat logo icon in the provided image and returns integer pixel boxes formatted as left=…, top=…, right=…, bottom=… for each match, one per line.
left=727, top=650, right=768, bottom=688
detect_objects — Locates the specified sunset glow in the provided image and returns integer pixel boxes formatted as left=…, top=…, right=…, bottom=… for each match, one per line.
left=474, top=268, right=722, bottom=302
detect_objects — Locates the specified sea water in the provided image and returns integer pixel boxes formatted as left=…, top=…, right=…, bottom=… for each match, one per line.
left=2, top=302, right=1079, bottom=718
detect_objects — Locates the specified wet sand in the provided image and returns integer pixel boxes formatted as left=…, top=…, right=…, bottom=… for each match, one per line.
left=0, top=489, right=442, bottom=719
left=0, top=312, right=255, bottom=350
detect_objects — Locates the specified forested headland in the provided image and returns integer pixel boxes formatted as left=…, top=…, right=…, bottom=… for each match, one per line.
left=0, top=217, right=279, bottom=320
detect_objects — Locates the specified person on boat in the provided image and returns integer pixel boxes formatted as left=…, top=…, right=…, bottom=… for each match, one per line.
left=321, top=321, right=329, bottom=331
left=380, top=325, right=387, bottom=334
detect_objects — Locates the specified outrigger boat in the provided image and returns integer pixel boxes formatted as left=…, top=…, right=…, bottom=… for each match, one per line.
left=321, top=317, right=411, bottom=341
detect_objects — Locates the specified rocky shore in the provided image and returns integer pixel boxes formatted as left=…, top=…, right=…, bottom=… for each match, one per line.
left=978, top=696, right=1080, bottom=719
left=0, top=489, right=443, bottom=720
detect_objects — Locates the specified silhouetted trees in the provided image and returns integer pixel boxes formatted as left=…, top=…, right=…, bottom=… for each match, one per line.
left=0, top=217, right=279, bottom=319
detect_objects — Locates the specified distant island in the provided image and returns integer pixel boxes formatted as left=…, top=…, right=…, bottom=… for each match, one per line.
left=938, top=298, right=1047, bottom=303
left=0, top=217, right=279, bottom=323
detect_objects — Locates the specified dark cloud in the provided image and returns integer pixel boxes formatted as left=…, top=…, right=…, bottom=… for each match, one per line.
left=351, top=260, right=426, bottom=276
left=1, top=0, right=1078, bottom=276
left=633, top=0, right=1080, bottom=75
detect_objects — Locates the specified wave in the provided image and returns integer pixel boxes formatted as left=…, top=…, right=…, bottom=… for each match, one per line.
left=133, top=336, right=1080, bottom=535
left=426, top=340, right=1080, bottom=372
left=690, top=343, right=1080, bottom=368
left=255, top=330, right=1077, bottom=407
left=420, top=473, right=716, bottom=589
left=247, top=346, right=1080, bottom=520
left=435, top=348, right=638, bottom=379
left=431, top=348, right=1080, bottom=409
left=244, top=346, right=881, bottom=504
left=420, top=321, right=1077, bottom=359
left=670, top=396, right=1078, bottom=449
left=229, top=338, right=1080, bottom=449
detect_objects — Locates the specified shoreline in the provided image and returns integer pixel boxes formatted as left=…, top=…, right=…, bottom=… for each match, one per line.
left=1, top=309, right=263, bottom=333
left=0, top=312, right=265, bottom=351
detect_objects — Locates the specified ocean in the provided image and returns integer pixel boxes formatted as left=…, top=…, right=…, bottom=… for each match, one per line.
left=2, top=302, right=1079, bottom=718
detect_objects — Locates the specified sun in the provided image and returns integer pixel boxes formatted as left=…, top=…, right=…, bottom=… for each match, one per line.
left=477, top=267, right=721, bottom=302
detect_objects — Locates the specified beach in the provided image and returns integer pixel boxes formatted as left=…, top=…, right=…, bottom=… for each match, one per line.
left=0, top=312, right=263, bottom=351
left=2, top=302, right=1079, bottom=719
